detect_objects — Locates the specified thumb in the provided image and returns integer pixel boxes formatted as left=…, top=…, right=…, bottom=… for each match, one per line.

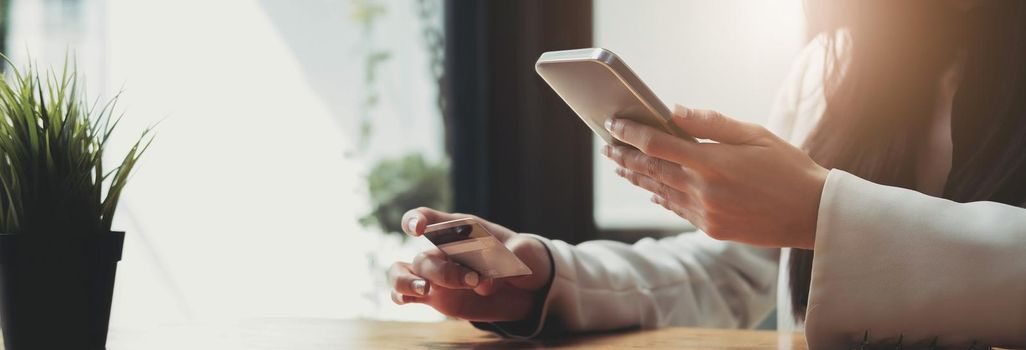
left=671, top=105, right=767, bottom=145
left=401, top=207, right=479, bottom=236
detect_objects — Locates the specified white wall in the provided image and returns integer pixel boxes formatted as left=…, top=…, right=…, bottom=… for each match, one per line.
left=593, top=0, right=807, bottom=229
left=103, top=0, right=448, bottom=326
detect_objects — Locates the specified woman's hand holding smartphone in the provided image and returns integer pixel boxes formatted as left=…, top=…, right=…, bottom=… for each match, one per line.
left=537, top=48, right=828, bottom=250
left=602, top=106, right=828, bottom=250
left=387, top=207, right=552, bottom=322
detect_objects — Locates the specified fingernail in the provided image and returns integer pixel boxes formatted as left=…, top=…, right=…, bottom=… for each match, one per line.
left=615, top=167, right=626, bottom=177
left=411, top=279, right=428, bottom=296
left=463, top=271, right=479, bottom=287
left=604, top=118, right=615, bottom=132
left=407, top=217, right=420, bottom=233
left=601, top=145, right=611, bottom=157
left=391, top=291, right=405, bottom=305
left=651, top=195, right=664, bottom=204
left=673, top=104, right=689, bottom=117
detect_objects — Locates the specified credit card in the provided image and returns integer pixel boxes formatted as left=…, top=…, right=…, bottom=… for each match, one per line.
left=423, top=218, right=533, bottom=279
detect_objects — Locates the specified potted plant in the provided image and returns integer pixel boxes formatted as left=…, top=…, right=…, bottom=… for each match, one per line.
left=0, top=59, right=151, bottom=349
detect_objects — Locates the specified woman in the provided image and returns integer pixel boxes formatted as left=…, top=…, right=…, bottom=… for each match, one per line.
left=388, top=0, right=1026, bottom=348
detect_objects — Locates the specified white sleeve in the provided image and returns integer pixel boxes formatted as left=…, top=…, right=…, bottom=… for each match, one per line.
left=483, top=233, right=778, bottom=338
left=805, top=169, right=1026, bottom=348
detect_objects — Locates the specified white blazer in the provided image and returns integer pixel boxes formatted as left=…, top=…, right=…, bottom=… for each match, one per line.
left=479, top=37, right=1026, bottom=348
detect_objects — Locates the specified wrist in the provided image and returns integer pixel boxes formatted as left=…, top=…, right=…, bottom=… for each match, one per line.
left=474, top=235, right=557, bottom=338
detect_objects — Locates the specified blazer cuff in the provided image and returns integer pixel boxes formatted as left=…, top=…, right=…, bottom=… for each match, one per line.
left=806, top=169, right=1026, bottom=348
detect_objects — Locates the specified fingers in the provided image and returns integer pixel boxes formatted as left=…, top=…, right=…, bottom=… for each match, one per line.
left=391, top=279, right=533, bottom=322
left=614, top=167, right=694, bottom=211
left=389, top=262, right=430, bottom=296
left=602, top=145, right=692, bottom=193
left=401, top=207, right=473, bottom=237
left=391, top=290, right=418, bottom=305
left=400, top=210, right=425, bottom=237
left=406, top=286, right=531, bottom=322
left=472, top=278, right=499, bottom=296
left=388, top=262, right=426, bottom=305
left=601, top=143, right=701, bottom=226
left=605, top=117, right=702, bottom=167
left=670, top=105, right=769, bottom=145
left=390, top=259, right=531, bottom=321
left=401, top=207, right=518, bottom=244
left=651, top=192, right=704, bottom=228
left=411, top=249, right=482, bottom=290
left=390, top=237, right=550, bottom=322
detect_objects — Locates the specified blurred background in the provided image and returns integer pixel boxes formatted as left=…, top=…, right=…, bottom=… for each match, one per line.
left=0, top=0, right=805, bottom=328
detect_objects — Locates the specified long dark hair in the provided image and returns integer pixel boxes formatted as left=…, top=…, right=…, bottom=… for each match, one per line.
left=790, top=0, right=1026, bottom=320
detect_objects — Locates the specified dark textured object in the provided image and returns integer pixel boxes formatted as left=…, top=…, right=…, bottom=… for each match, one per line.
left=0, top=232, right=125, bottom=350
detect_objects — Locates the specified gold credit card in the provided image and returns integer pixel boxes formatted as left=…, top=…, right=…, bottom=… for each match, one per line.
left=423, top=218, right=533, bottom=279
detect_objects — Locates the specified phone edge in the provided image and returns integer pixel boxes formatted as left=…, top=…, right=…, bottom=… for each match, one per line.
left=535, top=48, right=678, bottom=136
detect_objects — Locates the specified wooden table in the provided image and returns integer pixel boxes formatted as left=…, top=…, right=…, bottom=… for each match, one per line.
left=92, top=319, right=807, bottom=349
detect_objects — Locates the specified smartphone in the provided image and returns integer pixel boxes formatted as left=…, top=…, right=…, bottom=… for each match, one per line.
left=535, top=48, right=695, bottom=144
left=422, top=218, right=532, bottom=279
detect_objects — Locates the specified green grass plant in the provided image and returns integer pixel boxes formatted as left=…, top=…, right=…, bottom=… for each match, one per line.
left=0, top=56, right=151, bottom=235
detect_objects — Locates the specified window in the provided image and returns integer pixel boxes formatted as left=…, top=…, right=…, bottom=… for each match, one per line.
left=6, top=0, right=449, bottom=326
left=592, top=0, right=807, bottom=232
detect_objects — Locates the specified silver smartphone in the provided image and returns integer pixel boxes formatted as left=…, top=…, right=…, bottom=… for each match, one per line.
left=423, top=218, right=532, bottom=279
left=536, top=48, right=695, bottom=144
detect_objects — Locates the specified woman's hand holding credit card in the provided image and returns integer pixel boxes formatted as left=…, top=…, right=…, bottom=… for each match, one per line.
left=387, top=207, right=552, bottom=322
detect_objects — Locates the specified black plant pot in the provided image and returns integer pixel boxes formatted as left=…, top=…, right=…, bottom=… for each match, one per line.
left=0, top=232, right=125, bottom=350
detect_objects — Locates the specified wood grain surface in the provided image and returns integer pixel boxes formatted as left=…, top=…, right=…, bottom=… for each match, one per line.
left=3, top=319, right=810, bottom=349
